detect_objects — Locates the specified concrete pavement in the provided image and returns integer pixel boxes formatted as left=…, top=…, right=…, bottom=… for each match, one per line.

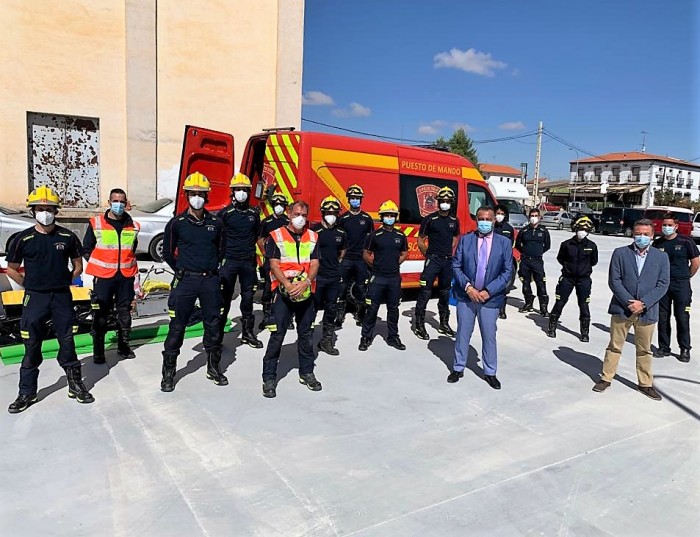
left=1, top=231, right=698, bottom=536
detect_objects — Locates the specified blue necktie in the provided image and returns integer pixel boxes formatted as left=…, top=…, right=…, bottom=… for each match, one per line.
left=475, top=237, right=488, bottom=290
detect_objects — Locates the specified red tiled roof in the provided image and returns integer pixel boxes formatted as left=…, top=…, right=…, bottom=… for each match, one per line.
left=480, top=163, right=522, bottom=176
left=574, top=151, right=700, bottom=168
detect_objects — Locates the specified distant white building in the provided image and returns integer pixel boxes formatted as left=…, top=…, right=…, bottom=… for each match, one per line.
left=570, top=152, right=700, bottom=206
left=480, top=163, right=530, bottom=203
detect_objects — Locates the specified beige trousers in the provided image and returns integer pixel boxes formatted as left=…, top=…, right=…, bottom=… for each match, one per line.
left=601, top=314, right=655, bottom=387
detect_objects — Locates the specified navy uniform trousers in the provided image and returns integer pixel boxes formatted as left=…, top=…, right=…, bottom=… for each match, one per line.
left=19, top=290, right=79, bottom=395
left=219, top=257, right=257, bottom=335
left=163, top=272, right=222, bottom=360
left=262, top=291, right=316, bottom=381
left=518, top=256, right=548, bottom=303
left=415, top=255, right=452, bottom=316
left=314, top=276, right=341, bottom=331
left=361, top=274, right=401, bottom=339
left=658, top=279, right=692, bottom=351
left=550, top=276, right=592, bottom=320
left=91, top=276, right=135, bottom=335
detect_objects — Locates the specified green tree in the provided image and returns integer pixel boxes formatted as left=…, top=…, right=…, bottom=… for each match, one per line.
left=434, top=129, right=479, bottom=168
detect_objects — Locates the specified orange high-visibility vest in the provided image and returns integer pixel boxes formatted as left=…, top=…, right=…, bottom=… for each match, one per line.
left=269, top=226, right=318, bottom=293
left=85, top=214, right=140, bottom=278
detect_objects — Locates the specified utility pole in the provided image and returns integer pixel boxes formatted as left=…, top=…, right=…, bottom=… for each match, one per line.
left=533, top=121, right=543, bottom=206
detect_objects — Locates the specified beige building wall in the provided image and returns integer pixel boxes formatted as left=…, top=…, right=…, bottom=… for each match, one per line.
left=0, top=0, right=304, bottom=208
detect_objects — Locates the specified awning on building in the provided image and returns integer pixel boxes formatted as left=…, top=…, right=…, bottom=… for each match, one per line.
left=487, top=181, right=530, bottom=201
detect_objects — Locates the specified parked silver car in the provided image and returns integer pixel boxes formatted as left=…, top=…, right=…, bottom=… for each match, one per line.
left=0, top=205, right=33, bottom=254
left=131, top=198, right=175, bottom=262
left=508, top=211, right=528, bottom=229
left=540, top=211, right=574, bottom=230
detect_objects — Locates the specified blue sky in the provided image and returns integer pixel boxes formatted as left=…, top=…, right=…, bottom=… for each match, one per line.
left=301, top=0, right=699, bottom=178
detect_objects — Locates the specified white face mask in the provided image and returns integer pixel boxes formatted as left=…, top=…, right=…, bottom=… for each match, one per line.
left=273, top=204, right=285, bottom=216
left=495, top=214, right=505, bottom=223
left=529, top=216, right=539, bottom=225
left=439, top=202, right=451, bottom=212
left=323, top=214, right=337, bottom=226
left=576, top=230, right=588, bottom=240
left=189, top=195, right=205, bottom=210
left=291, top=215, right=307, bottom=229
left=234, top=190, right=248, bottom=203
left=35, top=211, right=55, bottom=226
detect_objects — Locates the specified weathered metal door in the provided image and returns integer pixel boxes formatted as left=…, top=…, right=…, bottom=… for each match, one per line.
left=27, top=113, right=100, bottom=208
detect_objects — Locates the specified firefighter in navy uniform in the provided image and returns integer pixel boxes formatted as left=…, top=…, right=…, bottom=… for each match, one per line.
left=218, top=173, right=263, bottom=348
left=83, top=188, right=140, bottom=364
left=337, top=184, right=374, bottom=327
left=160, top=173, right=227, bottom=392
left=311, top=196, right=346, bottom=355
left=6, top=186, right=93, bottom=413
left=359, top=200, right=408, bottom=351
left=257, top=193, right=289, bottom=330
left=412, top=186, right=460, bottom=340
left=546, top=216, right=598, bottom=341
left=652, top=213, right=700, bottom=362
left=494, top=204, right=516, bottom=319
left=515, top=208, right=551, bottom=316
left=261, top=201, right=321, bottom=399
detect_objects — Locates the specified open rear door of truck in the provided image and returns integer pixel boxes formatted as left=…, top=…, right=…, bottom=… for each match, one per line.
left=175, top=126, right=235, bottom=215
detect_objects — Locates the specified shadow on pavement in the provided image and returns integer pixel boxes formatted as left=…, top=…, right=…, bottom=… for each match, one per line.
left=653, top=375, right=700, bottom=421
left=553, top=345, right=638, bottom=391
left=427, top=337, right=482, bottom=379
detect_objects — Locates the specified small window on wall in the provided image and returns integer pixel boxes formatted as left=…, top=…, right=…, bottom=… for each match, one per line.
left=467, top=183, right=494, bottom=218
left=398, top=174, right=459, bottom=224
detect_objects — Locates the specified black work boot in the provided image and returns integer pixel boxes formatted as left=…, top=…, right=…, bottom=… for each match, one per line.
left=161, top=356, right=177, bottom=392
left=262, top=379, right=277, bottom=398
left=358, top=336, right=372, bottom=351
left=498, top=305, right=507, bottom=320
left=547, top=314, right=559, bottom=338
left=241, top=317, right=263, bottom=349
left=206, top=350, right=228, bottom=386
left=580, top=318, right=590, bottom=343
left=92, top=332, right=106, bottom=364
left=8, top=393, right=38, bottom=414
left=335, top=301, right=346, bottom=328
left=539, top=298, right=549, bottom=318
left=412, top=311, right=430, bottom=340
left=317, top=328, right=339, bottom=356
left=65, top=367, right=95, bottom=404
left=354, top=305, right=366, bottom=327
left=258, top=304, right=271, bottom=330
left=299, top=372, right=322, bottom=391
left=437, top=311, right=455, bottom=337
left=518, top=298, right=534, bottom=313
left=117, top=330, right=136, bottom=359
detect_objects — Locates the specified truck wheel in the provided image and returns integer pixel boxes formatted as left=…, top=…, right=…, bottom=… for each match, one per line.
left=149, top=234, right=164, bottom=262
left=624, top=227, right=632, bottom=238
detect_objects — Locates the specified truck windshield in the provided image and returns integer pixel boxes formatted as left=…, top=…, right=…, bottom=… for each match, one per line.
left=498, top=199, right=524, bottom=215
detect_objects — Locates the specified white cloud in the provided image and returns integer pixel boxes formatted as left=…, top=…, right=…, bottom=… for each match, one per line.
left=433, top=47, right=508, bottom=77
left=417, top=120, right=448, bottom=135
left=302, top=90, right=334, bottom=106
left=332, top=102, right=372, bottom=117
left=498, top=121, right=525, bottom=131
left=452, top=122, right=475, bottom=133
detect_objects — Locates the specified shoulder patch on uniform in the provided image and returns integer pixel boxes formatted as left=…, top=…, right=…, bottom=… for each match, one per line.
left=22, top=233, right=34, bottom=241
left=450, top=216, right=457, bottom=220
left=431, top=215, right=438, bottom=220
left=58, top=232, right=72, bottom=237
left=178, top=216, right=185, bottom=221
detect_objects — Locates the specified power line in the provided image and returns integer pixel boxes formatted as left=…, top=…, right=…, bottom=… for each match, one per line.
left=301, top=117, right=539, bottom=145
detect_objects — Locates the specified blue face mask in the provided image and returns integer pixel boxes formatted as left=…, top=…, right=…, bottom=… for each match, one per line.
left=661, top=225, right=676, bottom=236
left=634, top=235, right=651, bottom=249
left=349, top=199, right=361, bottom=209
left=383, top=216, right=396, bottom=226
left=477, top=221, right=493, bottom=234
left=111, top=201, right=125, bottom=216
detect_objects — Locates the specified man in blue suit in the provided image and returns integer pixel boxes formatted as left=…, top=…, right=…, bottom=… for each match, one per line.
left=449, top=206, right=513, bottom=389
left=594, top=219, right=670, bottom=400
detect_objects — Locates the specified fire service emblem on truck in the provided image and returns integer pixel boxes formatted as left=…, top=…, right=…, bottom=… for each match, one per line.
left=416, top=184, right=440, bottom=217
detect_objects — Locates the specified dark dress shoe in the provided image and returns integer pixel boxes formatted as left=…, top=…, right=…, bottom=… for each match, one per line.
left=678, top=349, right=691, bottom=363
left=484, top=375, right=501, bottom=390
left=653, top=348, right=671, bottom=358
left=447, top=370, right=464, bottom=383
left=638, top=385, right=662, bottom=401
